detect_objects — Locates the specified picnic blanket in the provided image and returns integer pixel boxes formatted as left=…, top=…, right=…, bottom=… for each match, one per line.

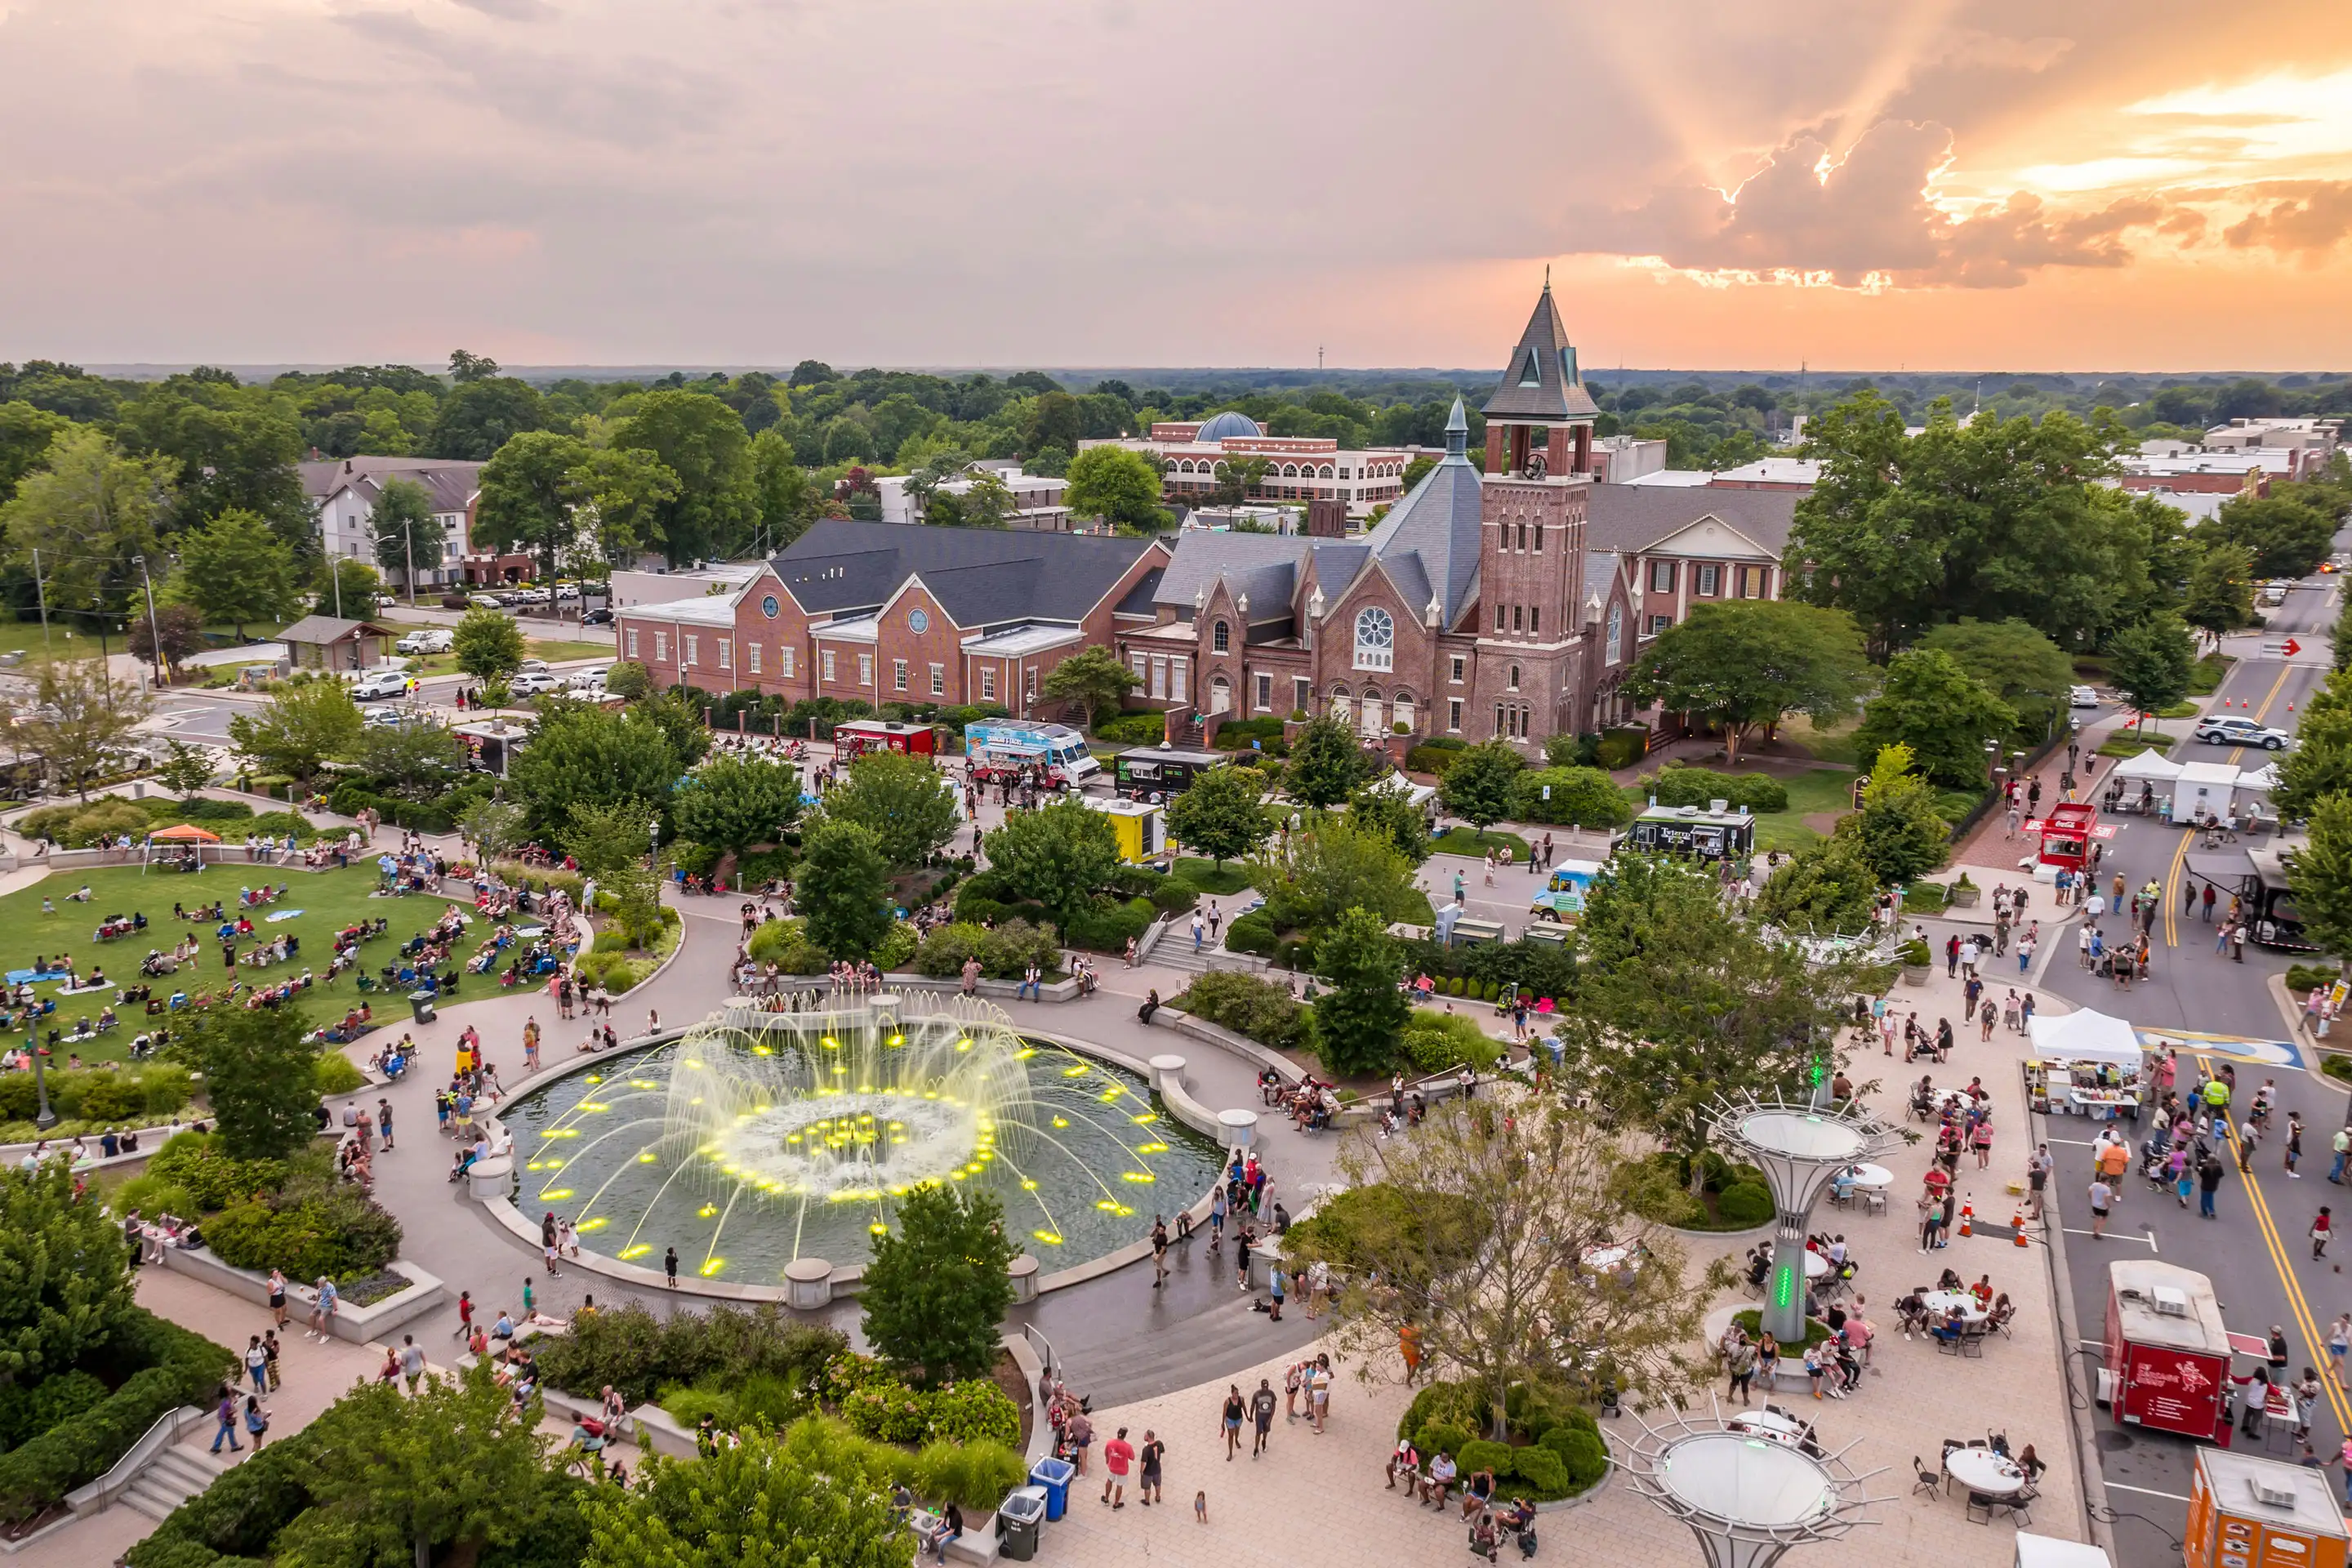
left=265, top=909, right=305, bottom=922
left=55, top=982, right=113, bottom=996
left=6, top=969, right=70, bottom=985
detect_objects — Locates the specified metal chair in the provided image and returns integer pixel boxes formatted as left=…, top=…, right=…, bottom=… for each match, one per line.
left=1965, top=1490, right=1998, bottom=1525
left=1959, top=1325, right=1987, bottom=1359
left=1912, top=1459, right=1941, bottom=1499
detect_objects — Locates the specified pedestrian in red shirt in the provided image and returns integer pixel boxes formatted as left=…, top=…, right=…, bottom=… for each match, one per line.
left=1100, top=1427, right=1134, bottom=1509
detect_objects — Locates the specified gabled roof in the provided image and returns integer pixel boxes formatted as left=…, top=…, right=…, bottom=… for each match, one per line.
left=300, top=456, right=483, bottom=515
left=1113, top=568, right=1165, bottom=617
left=1583, top=483, right=1799, bottom=559
left=769, top=519, right=1161, bottom=630
left=1361, top=398, right=1483, bottom=626
left=1481, top=283, right=1601, bottom=422
left=1584, top=550, right=1622, bottom=607
left=1155, top=532, right=1312, bottom=618
left=278, top=614, right=392, bottom=644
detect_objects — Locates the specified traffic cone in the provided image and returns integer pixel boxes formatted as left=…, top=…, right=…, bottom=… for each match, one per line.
left=1959, top=1197, right=1973, bottom=1238
left=2011, top=1206, right=2029, bottom=1246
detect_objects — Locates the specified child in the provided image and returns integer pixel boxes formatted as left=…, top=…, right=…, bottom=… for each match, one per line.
left=1194, top=1490, right=1207, bottom=1525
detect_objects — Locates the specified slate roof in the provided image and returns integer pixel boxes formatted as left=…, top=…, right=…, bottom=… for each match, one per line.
left=1480, top=283, right=1601, bottom=422
left=1361, top=398, right=1484, bottom=626
left=1583, top=483, right=1799, bottom=559
left=278, top=614, right=391, bottom=644
left=1152, top=532, right=1312, bottom=617
left=1583, top=550, right=1621, bottom=608
left=299, top=456, right=482, bottom=514
left=1113, top=567, right=1165, bottom=616
left=770, top=519, right=1160, bottom=629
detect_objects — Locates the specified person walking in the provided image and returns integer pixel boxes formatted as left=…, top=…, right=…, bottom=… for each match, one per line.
left=267, top=1268, right=288, bottom=1329
left=243, top=1393, right=270, bottom=1452
left=2089, top=1177, right=2113, bottom=1238
left=453, top=1289, right=474, bottom=1340
left=376, top=1098, right=394, bottom=1152
left=1724, top=1335, right=1756, bottom=1405
left=1101, top=1427, right=1134, bottom=1508
left=243, top=1335, right=270, bottom=1396
left=209, top=1385, right=243, bottom=1454
left=1220, top=1386, right=1244, bottom=1460
left=2200, top=1150, right=2227, bottom=1218
left=2287, top=1112, right=2306, bottom=1177
left=2315, top=1207, right=2334, bottom=1261
left=1250, top=1378, right=1276, bottom=1456
left=1151, top=1217, right=1169, bottom=1289
left=399, top=1334, right=426, bottom=1394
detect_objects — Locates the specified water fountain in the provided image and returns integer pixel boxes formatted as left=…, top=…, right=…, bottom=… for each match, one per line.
left=504, top=995, right=1225, bottom=1284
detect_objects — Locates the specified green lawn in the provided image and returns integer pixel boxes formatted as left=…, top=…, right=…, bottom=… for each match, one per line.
left=0, top=863, right=482, bottom=1061
left=1172, top=858, right=1253, bottom=894
left=1619, top=767, right=1858, bottom=854
left=1431, top=826, right=1531, bottom=859
left=0, top=616, right=292, bottom=673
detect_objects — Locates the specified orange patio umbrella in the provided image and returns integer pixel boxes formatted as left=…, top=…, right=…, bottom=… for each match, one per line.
left=149, top=824, right=222, bottom=843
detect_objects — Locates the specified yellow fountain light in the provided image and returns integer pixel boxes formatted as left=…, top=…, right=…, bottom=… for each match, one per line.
left=1052, top=1116, right=1069, bottom=1128
left=1020, top=1178, right=1038, bottom=1190
left=1062, top=1065, right=1090, bottom=1078
left=1123, top=1172, right=1156, bottom=1183
left=697, top=1204, right=719, bottom=1218
left=700, top=1258, right=726, bottom=1276
left=889, top=1185, right=909, bottom=1196
left=578, top=1217, right=608, bottom=1232
left=891, top=1034, right=906, bottom=1046
left=525, top=1160, right=546, bottom=1172
left=923, top=1090, right=938, bottom=1100
left=822, top=1037, right=838, bottom=1049
left=638, top=1152, right=658, bottom=1165
left=618, top=1244, right=652, bottom=1260
left=1015, top=1047, right=1037, bottom=1060
left=1032, top=1230, right=1063, bottom=1245
left=871, top=1223, right=889, bottom=1235
left=752, top=1045, right=773, bottom=1055
left=630, top=1079, right=657, bottom=1089
left=1131, top=1112, right=1158, bottom=1125
left=538, top=1187, right=573, bottom=1200
left=584, top=1074, right=603, bottom=1085
left=1136, top=1143, right=1169, bottom=1154
left=1098, top=1087, right=1122, bottom=1102
left=951, top=1170, right=966, bottom=1180
left=540, top=1159, right=564, bottom=1172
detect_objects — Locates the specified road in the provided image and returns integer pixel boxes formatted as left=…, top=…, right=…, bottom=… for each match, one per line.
left=2030, top=567, right=2350, bottom=1568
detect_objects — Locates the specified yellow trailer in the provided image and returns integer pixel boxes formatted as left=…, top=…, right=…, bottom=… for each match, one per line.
left=1081, top=796, right=1168, bottom=868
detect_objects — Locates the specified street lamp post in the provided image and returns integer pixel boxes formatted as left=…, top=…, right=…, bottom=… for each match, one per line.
left=132, top=552, right=166, bottom=692
left=29, top=1029, right=56, bottom=1131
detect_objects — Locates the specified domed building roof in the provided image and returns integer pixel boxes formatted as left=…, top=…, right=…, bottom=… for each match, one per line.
left=1193, top=410, right=1263, bottom=443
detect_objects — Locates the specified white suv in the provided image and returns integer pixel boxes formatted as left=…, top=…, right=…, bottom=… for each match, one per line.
left=396, top=629, right=453, bottom=655
left=509, top=671, right=564, bottom=697
left=2191, top=715, right=2292, bottom=750
left=350, top=669, right=412, bottom=702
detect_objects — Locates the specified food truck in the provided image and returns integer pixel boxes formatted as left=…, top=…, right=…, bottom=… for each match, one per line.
left=2034, top=800, right=2099, bottom=880
left=2186, top=1449, right=2350, bottom=1568
left=1080, top=796, right=1167, bottom=868
left=2101, top=1260, right=2241, bottom=1441
left=1112, top=745, right=1228, bottom=800
left=964, top=722, right=1099, bottom=790
left=832, top=719, right=938, bottom=760
left=1623, top=803, right=1754, bottom=862
left=1528, top=859, right=1607, bottom=923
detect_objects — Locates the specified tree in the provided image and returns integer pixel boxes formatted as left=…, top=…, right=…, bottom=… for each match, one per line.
left=1283, top=714, right=1375, bottom=808
left=1753, top=836, right=1882, bottom=937
left=749, top=427, right=818, bottom=553
left=982, top=799, right=1120, bottom=929
left=582, top=1422, right=903, bottom=1568
left=1554, top=854, right=1860, bottom=1174
left=1253, top=816, right=1426, bottom=933
left=114, top=380, right=310, bottom=546
left=1165, top=763, right=1269, bottom=867
left=1346, top=781, right=1432, bottom=862
left=452, top=606, right=528, bottom=683
left=425, top=376, right=549, bottom=461
left=2287, top=795, right=2352, bottom=965
left=176, top=1005, right=328, bottom=1160
left=959, top=470, right=1014, bottom=530
left=314, top=558, right=384, bottom=622
left=172, top=508, right=300, bottom=638
left=154, top=738, right=216, bottom=799
left=1308, top=907, right=1409, bottom=1075
left=1207, top=456, right=1272, bottom=508
left=562, top=798, right=658, bottom=878
left=567, top=445, right=679, bottom=574
left=16, top=660, right=150, bottom=800
left=227, top=677, right=363, bottom=788
left=613, top=390, right=757, bottom=565
left=1851, top=648, right=2016, bottom=790
left=1512, top=766, right=1632, bottom=829
left=1915, top=617, right=2074, bottom=742
left=369, top=476, right=439, bottom=593
left=2210, top=488, right=2340, bottom=581
left=460, top=797, right=531, bottom=864
left=0, top=399, right=69, bottom=510
left=475, top=430, right=591, bottom=584
left=2106, top=612, right=2198, bottom=733
left=1281, top=1098, right=1726, bottom=1437
left=674, top=753, right=804, bottom=858
left=602, top=661, right=653, bottom=701
left=2277, top=669, right=2352, bottom=822
left=341, top=720, right=467, bottom=798
left=1834, top=743, right=1950, bottom=885
left=819, top=751, right=956, bottom=870
left=0, top=425, right=177, bottom=626
left=127, top=601, right=206, bottom=672
left=2182, top=540, right=2257, bottom=642
left=507, top=703, right=682, bottom=835
left=860, top=1184, right=1019, bottom=1388
left=795, top=818, right=894, bottom=961
left=0, top=1160, right=136, bottom=1388
left=1037, top=647, right=1138, bottom=728
left=1788, top=391, right=2162, bottom=652
left=270, top=1362, right=551, bottom=1568
left=1062, top=445, right=1165, bottom=532
left=1622, top=601, right=1872, bottom=764
left=1437, top=740, right=1524, bottom=835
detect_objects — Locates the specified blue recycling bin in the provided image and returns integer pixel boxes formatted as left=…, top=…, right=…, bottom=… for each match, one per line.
left=1029, top=1457, right=1074, bottom=1521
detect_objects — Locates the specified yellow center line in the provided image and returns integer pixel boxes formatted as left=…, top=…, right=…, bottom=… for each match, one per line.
left=2202, top=1054, right=2352, bottom=1436
left=2161, top=660, right=2296, bottom=947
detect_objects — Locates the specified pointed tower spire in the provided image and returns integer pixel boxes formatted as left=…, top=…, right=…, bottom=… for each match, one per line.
left=1444, top=397, right=1468, bottom=460
left=1481, top=282, right=1598, bottom=422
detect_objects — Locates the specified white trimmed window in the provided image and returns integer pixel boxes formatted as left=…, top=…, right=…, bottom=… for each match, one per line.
left=893, top=658, right=908, bottom=692
left=1606, top=604, right=1624, bottom=666
left=747, top=643, right=761, bottom=675
left=821, top=649, right=835, bottom=683
left=626, top=627, right=639, bottom=658
left=981, top=666, right=997, bottom=702
left=858, top=653, right=873, bottom=686
left=929, top=663, right=944, bottom=697
left=1448, top=698, right=1463, bottom=732
left=718, top=639, right=731, bottom=671
left=1353, top=606, right=1394, bottom=671
left=655, top=631, right=669, bottom=662
left=781, top=646, right=795, bottom=679
left=684, top=634, right=699, bottom=665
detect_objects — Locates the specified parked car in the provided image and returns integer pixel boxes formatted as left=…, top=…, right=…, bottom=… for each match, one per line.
left=359, top=703, right=407, bottom=728
left=580, top=608, right=614, bottom=626
left=509, top=671, right=564, bottom=697
left=566, top=665, right=612, bottom=691
left=515, top=658, right=549, bottom=677
left=468, top=594, right=510, bottom=610
left=2069, top=684, right=2100, bottom=708
left=350, top=669, right=413, bottom=702
left=2192, top=715, right=2292, bottom=750
left=396, top=629, right=453, bottom=655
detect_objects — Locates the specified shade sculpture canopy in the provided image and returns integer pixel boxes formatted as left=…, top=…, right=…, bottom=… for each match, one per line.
left=1711, top=1092, right=1895, bottom=1343
left=1619, top=1397, right=1887, bottom=1568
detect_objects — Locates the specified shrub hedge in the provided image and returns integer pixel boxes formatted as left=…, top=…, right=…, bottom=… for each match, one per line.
left=911, top=920, right=1061, bottom=981
left=1210, top=715, right=1289, bottom=755
left=1092, top=712, right=1165, bottom=746
left=1637, top=766, right=1788, bottom=813
left=1400, top=1012, right=1504, bottom=1075
left=1222, top=908, right=1278, bottom=958
left=0, top=1308, right=235, bottom=1522
left=1405, top=740, right=1468, bottom=775
left=1064, top=896, right=1155, bottom=952
left=536, top=1300, right=849, bottom=1410
left=1173, top=971, right=1307, bottom=1052
left=746, top=917, right=827, bottom=975
left=0, top=1063, right=193, bottom=1127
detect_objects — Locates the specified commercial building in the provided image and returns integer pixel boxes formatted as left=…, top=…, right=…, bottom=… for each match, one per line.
left=1089, top=412, right=1416, bottom=519
left=614, top=520, right=1169, bottom=719
left=873, top=463, right=1073, bottom=530
left=1583, top=485, right=1799, bottom=640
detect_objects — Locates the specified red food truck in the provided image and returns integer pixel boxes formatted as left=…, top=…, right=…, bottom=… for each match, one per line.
left=2103, top=1260, right=2258, bottom=1442
left=2037, top=800, right=2100, bottom=878
left=831, top=720, right=937, bottom=760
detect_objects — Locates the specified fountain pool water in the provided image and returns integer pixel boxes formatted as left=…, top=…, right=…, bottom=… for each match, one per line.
left=501, top=997, right=1226, bottom=1281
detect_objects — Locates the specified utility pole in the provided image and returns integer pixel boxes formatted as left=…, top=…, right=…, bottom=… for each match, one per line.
left=29, top=548, right=50, bottom=660
left=133, top=552, right=165, bottom=691
left=405, top=519, right=416, bottom=609
left=332, top=553, right=343, bottom=621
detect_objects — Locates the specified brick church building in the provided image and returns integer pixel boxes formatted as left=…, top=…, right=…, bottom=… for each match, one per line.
left=1131, top=281, right=1639, bottom=752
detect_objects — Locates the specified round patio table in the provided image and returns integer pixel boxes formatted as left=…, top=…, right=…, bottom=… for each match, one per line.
left=1942, top=1447, right=2025, bottom=1497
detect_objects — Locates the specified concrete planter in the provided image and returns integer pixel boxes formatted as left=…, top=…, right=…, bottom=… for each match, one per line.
left=1949, top=885, right=1980, bottom=908
left=1900, top=964, right=1931, bottom=987
left=156, top=1246, right=447, bottom=1344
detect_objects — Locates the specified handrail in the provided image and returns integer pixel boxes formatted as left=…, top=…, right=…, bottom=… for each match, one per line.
left=66, top=1404, right=199, bottom=1517
left=1022, top=1322, right=1058, bottom=1383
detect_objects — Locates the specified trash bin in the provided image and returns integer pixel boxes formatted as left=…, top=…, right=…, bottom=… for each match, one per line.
left=1029, top=1457, right=1074, bottom=1521
left=408, top=989, right=437, bottom=1026
left=997, top=1486, right=1046, bottom=1561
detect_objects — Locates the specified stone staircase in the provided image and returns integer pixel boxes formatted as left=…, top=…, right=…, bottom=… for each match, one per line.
left=121, top=1442, right=229, bottom=1521
left=1056, top=1293, right=1325, bottom=1407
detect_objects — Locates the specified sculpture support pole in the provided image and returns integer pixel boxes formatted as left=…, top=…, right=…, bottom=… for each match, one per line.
left=1765, top=1210, right=1810, bottom=1343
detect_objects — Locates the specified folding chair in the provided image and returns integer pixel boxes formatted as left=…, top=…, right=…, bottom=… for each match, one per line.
left=1965, top=1490, right=1998, bottom=1525
left=1911, top=1459, right=1941, bottom=1499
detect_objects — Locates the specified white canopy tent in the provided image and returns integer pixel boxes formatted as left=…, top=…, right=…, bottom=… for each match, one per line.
left=2027, top=1008, right=2142, bottom=1068
left=2106, top=749, right=2183, bottom=782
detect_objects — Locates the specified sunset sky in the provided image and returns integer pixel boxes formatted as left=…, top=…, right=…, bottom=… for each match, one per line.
left=2, top=0, right=2346, bottom=372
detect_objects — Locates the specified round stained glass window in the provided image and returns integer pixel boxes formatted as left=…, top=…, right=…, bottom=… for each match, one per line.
left=760, top=595, right=780, bottom=619
left=910, top=609, right=930, bottom=634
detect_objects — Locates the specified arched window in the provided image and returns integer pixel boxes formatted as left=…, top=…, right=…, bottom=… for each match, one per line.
left=1282, top=463, right=1300, bottom=479
left=1508, top=664, right=1521, bottom=692
left=1318, top=465, right=1334, bottom=479
left=1353, top=606, right=1394, bottom=671
left=1606, top=604, right=1624, bottom=666
left=1213, top=620, right=1230, bottom=653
